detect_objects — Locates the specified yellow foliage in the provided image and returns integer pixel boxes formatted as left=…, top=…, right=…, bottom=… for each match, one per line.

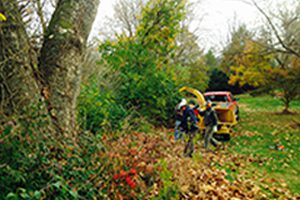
left=229, top=40, right=273, bottom=87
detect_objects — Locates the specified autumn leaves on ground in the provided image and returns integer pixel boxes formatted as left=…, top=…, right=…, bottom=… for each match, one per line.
left=103, top=132, right=264, bottom=199
left=0, top=96, right=299, bottom=199
left=99, top=95, right=300, bottom=199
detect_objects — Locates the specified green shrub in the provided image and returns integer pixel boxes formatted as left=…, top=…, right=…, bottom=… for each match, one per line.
left=77, top=77, right=127, bottom=133
left=0, top=114, right=107, bottom=199
left=98, top=37, right=182, bottom=127
left=114, top=62, right=181, bottom=126
left=96, top=0, right=187, bottom=128
left=0, top=116, right=177, bottom=199
left=0, top=111, right=54, bottom=199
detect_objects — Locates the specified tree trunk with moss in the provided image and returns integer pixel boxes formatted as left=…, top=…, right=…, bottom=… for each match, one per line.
left=39, top=0, right=99, bottom=134
left=0, top=1, right=41, bottom=118
left=0, top=0, right=100, bottom=134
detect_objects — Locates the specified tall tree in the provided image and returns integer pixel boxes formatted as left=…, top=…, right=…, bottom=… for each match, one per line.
left=221, top=24, right=254, bottom=74
left=99, top=0, right=146, bottom=39
left=113, top=0, right=145, bottom=37
left=205, top=50, right=218, bottom=69
left=250, top=0, right=300, bottom=112
left=174, top=27, right=208, bottom=91
left=99, top=0, right=187, bottom=124
left=204, top=50, right=229, bottom=92
left=250, top=0, right=300, bottom=58
left=0, top=1, right=41, bottom=117
left=228, top=40, right=273, bottom=87
left=0, top=0, right=100, bottom=134
left=269, top=55, right=300, bottom=113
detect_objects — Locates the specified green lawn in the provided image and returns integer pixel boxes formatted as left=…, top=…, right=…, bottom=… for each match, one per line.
left=228, top=94, right=300, bottom=196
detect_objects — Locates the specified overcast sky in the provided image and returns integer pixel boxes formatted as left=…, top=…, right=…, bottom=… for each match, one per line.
left=90, top=0, right=263, bottom=52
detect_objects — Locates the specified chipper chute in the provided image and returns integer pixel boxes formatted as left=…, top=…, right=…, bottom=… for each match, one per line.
left=179, top=86, right=206, bottom=110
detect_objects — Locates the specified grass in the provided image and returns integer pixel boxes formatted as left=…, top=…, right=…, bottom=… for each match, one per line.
left=228, top=94, right=300, bottom=196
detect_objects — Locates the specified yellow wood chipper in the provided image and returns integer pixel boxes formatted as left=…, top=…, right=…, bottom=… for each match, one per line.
left=179, top=86, right=238, bottom=141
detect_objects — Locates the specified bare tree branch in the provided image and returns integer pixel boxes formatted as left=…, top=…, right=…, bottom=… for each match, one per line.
left=36, top=0, right=47, bottom=34
left=251, top=0, right=300, bottom=58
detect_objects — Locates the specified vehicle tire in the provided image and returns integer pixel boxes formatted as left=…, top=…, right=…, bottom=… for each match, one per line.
left=213, top=133, right=230, bottom=141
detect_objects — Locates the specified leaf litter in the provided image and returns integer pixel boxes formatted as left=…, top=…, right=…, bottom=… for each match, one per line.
left=99, top=130, right=298, bottom=199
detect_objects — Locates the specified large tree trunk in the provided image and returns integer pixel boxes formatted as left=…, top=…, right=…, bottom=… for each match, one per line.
left=0, top=1, right=41, bottom=119
left=1, top=0, right=100, bottom=135
left=39, top=0, right=100, bottom=134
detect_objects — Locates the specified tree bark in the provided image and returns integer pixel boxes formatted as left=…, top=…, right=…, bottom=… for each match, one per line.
left=1, top=0, right=100, bottom=135
left=0, top=0, right=41, bottom=118
left=39, top=0, right=100, bottom=134
left=282, top=100, right=290, bottom=114
left=282, top=90, right=292, bottom=114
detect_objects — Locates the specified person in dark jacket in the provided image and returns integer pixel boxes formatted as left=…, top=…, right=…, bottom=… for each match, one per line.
left=177, top=99, right=199, bottom=157
left=199, top=100, right=219, bottom=150
left=177, top=99, right=198, bottom=133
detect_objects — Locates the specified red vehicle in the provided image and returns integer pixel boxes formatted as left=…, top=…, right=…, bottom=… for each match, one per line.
left=204, top=91, right=240, bottom=121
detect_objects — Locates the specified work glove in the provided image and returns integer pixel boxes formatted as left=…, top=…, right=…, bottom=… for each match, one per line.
left=213, top=125, right=218, bottom=133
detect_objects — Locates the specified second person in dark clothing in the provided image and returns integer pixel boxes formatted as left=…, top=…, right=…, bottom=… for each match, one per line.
left=199, top=100, right=219, bottom=150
